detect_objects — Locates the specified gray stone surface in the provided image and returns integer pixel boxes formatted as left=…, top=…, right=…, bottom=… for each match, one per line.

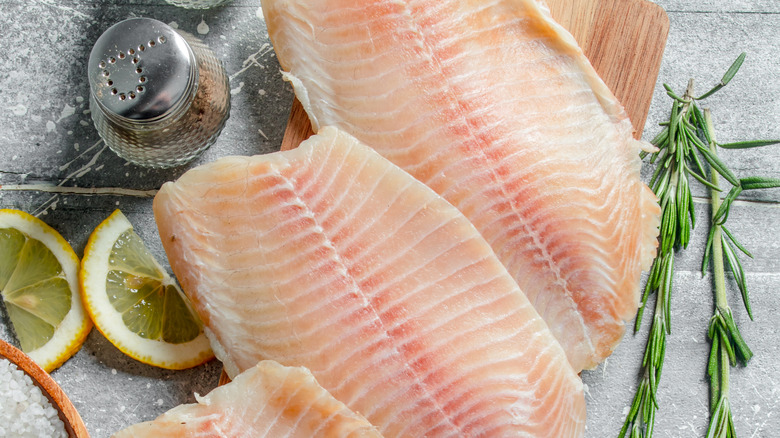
left=655, top=0, right=780, bottom=13
left=0, top=1, right=778, bottom=437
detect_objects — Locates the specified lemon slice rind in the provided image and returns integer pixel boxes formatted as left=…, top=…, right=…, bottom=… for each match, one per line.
left=80, top=210, right=212, bottom=370
left=0, top=209, right=92, bottom=372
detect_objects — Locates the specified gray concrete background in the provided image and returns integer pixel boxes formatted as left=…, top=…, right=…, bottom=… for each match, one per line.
left=0, top=0, right=777, bottom=436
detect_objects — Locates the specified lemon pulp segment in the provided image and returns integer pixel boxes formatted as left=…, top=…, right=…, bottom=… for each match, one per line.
left=107, top=230, right=200, bottom=344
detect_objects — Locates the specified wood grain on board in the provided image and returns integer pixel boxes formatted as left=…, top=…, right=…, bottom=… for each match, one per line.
left=0, top=339, right=89, bottom=438
left=579, top=0, right=670, bottom=134
left=279, top=0, right=669, bottom=151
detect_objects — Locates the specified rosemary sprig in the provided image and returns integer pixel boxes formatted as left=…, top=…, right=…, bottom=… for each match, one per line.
left=702, top=109, right=752, bottom=438
left=620, top=53, right=780, bottom=438
left=701, top=109, right=780, bottom=437
left=620, top=79, right=698, bottom=438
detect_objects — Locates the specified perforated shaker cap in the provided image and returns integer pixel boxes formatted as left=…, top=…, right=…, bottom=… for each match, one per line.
left=88, top=18, right=197, bottom=121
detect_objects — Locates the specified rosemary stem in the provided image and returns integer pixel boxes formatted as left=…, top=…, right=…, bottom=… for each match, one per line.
left=681, top=79, right=696, bottom=119
left=684, top=79, right=695, bottom=108
left=704, top=109, right=728, bottom=311
left=704, top=108, right=733, bottom=424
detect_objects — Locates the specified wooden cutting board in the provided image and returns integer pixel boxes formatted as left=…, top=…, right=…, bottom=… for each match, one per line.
left=279, top=0, right=669, bottom=151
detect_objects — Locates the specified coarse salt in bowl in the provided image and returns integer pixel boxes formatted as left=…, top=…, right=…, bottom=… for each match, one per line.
left=0, top=339, right=89, bottom=438
left=0, top=357, right=67, bottom=437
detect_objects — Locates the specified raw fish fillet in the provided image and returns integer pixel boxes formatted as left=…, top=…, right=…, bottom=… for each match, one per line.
left=154, top=127, right=586, bottom=437
left=261, top=0, right=661, bottom=371
left=112, top=360, right=382, bottom=437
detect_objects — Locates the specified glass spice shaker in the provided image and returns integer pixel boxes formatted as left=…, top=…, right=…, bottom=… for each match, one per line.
left=88, top=18, right=230, bottom=168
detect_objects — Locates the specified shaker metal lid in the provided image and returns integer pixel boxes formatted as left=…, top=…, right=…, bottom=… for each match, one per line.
left=88, top=18, right=197, bottom=121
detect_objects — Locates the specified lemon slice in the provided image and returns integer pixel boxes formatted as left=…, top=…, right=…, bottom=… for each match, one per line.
left=80, top=209, right=212, bottom=369
left=0, top=209, right=92, bottom=372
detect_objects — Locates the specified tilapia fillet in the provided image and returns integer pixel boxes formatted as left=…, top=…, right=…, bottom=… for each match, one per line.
left=112, top=360, right=382, bottom=437
left=261, top=0, right=661, bottom=371
left=154, top=127, right=586, bottom=437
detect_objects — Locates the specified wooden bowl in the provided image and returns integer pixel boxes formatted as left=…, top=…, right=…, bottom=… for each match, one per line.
left=0, top=339, right=89, bottom=438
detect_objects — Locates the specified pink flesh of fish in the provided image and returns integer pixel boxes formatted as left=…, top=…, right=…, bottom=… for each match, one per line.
left=154, top=127, right=586, bottom=437
left=112, top=360, right=383, bottom=437
left=261, top=0, right=661, bottom=371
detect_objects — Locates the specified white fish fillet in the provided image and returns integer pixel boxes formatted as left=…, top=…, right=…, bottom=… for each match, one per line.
left=261, top=0, right=661, bottom=371
left=112, top=360, right=382, bottom=437
left=154, top=127, right=586, bottom=437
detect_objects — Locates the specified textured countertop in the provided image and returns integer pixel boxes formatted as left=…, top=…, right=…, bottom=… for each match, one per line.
left=1, top=1, right=778, bottom=436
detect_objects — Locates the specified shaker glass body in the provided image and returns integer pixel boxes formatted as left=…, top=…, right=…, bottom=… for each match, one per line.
left=89, top=19, right=230, bottom=168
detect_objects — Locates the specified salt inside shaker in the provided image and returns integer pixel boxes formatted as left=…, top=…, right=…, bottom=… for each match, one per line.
left=88, top=18, right=230, bottom=168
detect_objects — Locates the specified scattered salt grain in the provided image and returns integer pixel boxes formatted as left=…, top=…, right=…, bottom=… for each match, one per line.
left=10, top=104, right=28, bottom=116
left=197, top=18, right=209, bottom=35
left=0, top=358, right=67, bottom=438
